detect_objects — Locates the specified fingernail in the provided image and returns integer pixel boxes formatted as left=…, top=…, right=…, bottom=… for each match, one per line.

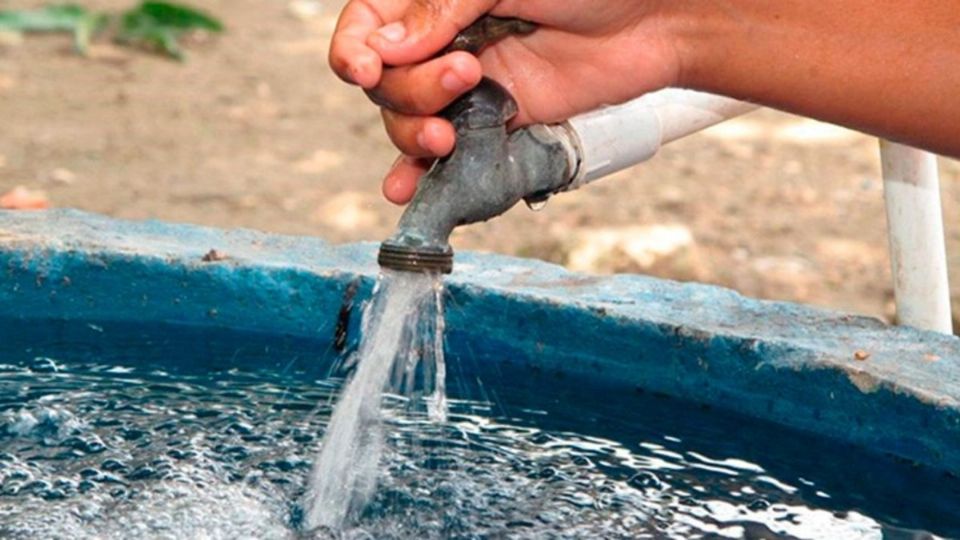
left=376, top=22, right=407, bottom=43
left=349, top=63, right=368, bottom=86
left=441, top=70, right=470, bottom=92
left=416, top=131, right=432, bottom=153
left=348, top=53, right=379, bottom=87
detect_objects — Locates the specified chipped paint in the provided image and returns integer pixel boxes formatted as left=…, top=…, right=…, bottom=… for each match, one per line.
left=848, top=370, right=881, bottom=394
left=1, top=209, right=959, bottom=477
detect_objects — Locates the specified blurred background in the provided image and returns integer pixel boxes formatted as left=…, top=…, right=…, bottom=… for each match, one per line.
left=2, top=0, right=960, bottom=327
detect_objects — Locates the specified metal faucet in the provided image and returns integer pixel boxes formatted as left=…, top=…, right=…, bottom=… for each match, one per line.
left=377, top=17, right=577, bottom=274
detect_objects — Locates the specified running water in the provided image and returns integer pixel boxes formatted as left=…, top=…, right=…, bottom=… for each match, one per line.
left=2, top=319, right=957, bottom=538
left=303, top=270, right=446, bottom=532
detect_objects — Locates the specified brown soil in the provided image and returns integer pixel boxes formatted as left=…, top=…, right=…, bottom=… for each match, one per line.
left=3, top=0, right=960, bottom=327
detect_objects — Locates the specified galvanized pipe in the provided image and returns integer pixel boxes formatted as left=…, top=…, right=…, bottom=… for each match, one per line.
left=880, top=141, right=952, bottom=334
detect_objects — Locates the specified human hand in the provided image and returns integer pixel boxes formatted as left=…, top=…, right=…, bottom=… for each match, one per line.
left=329, top=0, right=682, bottom=204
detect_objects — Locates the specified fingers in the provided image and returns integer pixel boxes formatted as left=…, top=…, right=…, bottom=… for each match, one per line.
left=329, top=0, right=408, bottom=88
left=381, top=109, right=457, bottom=157
left=367, top=0, right=499, bottom=66
left=367, top=51, right=482, bottom=115
left=333, top=0, right=519, bottom=206
left=383, top=156, right=432, bottom=205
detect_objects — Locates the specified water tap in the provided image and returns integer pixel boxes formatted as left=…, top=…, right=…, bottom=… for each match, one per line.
left=377, top=17, right=578, bottom=274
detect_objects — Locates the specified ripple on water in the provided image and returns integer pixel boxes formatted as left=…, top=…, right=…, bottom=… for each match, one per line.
left=0, top=334, right=957, bottom=539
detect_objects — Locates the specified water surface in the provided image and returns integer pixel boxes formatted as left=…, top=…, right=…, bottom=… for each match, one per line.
left=0, top=319, right=957, bottom=539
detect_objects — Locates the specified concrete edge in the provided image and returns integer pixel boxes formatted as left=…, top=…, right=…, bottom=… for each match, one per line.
left=1, top=209, right=959, bottom=474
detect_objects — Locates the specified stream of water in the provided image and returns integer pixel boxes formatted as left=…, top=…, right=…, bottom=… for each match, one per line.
left=303, top=271, right=446, bottom=532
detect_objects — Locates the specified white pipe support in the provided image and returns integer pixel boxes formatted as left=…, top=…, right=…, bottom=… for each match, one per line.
left=560, top=89, right=758, bottom=189
left=880, top=141, right=952, bottom=334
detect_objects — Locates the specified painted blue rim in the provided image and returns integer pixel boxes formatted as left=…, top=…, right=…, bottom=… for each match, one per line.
left=1, top=209, right=959, bottom=476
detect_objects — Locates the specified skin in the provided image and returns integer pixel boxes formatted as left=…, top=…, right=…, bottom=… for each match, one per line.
left=329, top=0, right=960, bottom=205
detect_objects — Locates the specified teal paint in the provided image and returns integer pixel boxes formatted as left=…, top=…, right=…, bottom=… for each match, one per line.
left=1, top=209, right=959, bottom=474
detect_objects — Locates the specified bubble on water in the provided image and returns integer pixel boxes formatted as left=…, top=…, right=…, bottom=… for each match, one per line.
left=0, top=324, right=953, bottom=539
left=28, top=357, right=64, bottom=373
left=3, top=475, right=291, bottom=540
left=5, top=410, right=38, bottom=435
left=3, top=407, right=84, bottom=444
left=628, top=471, right=664, bottom=491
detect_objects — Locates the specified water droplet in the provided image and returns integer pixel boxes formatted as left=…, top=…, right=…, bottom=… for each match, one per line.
left=525, top=199, right=549, bottom=212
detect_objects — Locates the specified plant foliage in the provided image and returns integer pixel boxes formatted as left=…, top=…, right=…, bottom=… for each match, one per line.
left=0, top=4, right=107, bottom=54
left=117, top=2, right=223, bottom=59
left=0, top=1, right=223, bottom=59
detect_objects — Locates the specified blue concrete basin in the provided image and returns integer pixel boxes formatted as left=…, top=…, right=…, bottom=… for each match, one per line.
left=1, top=209, right=959, bottom=477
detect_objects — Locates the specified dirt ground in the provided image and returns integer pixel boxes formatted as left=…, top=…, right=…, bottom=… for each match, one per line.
left=3, top=0, right=960, bottom=328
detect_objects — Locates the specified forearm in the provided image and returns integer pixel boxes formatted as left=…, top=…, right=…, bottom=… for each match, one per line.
left=667, top=0, right=960, bottom=157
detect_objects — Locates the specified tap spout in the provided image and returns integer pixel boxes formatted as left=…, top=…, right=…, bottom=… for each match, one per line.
left=378, top=78, right=573, bottom=274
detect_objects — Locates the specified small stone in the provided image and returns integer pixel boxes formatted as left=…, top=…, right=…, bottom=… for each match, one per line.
left=657, top=185, right=686, bottom=206
left=0, top=186, right=50, bottom=210
left=854, top=350, right=871, bottom=361
left=732, top=248, right=750, bottom=262
left=49, top=168, right=76, bottom=185
left=721, top=141, right=756, bottom=160
left=313, top=191, right=378, bottom=231
left=281, top=197, right=299, bottom=212
left=237, top=194, right=258, bottom=209
left=565, top=224, right=702, bottom=280
left=288, top=0, right=323, bottom=20
left=747, top=256, right=818, bottom=301
left=202, top=249, right=228, bottom=262
left=924, top=354, right=941, bottom=363
left=294, top=148, right=344, bottom=175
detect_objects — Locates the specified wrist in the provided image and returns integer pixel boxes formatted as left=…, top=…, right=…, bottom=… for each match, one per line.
left=655, top=1, right=740, bottom=92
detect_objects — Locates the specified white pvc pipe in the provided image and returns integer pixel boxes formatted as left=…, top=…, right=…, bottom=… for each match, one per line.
left=554, top=92, right=952, bottom=334
left=563, top=89, right=757, bottom=187
left=880, top=141, right=952, bottom=334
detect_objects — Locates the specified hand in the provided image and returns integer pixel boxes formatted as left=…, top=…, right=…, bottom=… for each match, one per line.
left=329, top=0, right=681, bottom=204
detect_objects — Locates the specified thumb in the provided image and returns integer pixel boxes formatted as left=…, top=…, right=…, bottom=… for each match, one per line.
left=367, top=0, right=499, bottom=66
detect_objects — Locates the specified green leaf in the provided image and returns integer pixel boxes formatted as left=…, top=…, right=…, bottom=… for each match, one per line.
left=72, top=13, right=109, bottom=55
left=138, top=1, right=223, bottom=32
left=0, top=4, right=88, bottom=32
left=116, top=1, right=224, bottom=60
left=0, top=4, right=108, bottom=55
left=0, top=1, right=222, bottom=60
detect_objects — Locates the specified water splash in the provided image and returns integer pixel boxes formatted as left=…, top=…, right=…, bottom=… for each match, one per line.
left=0, top=320, right=954, bottom=539
left=303, top=271, right=446, bottom=531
